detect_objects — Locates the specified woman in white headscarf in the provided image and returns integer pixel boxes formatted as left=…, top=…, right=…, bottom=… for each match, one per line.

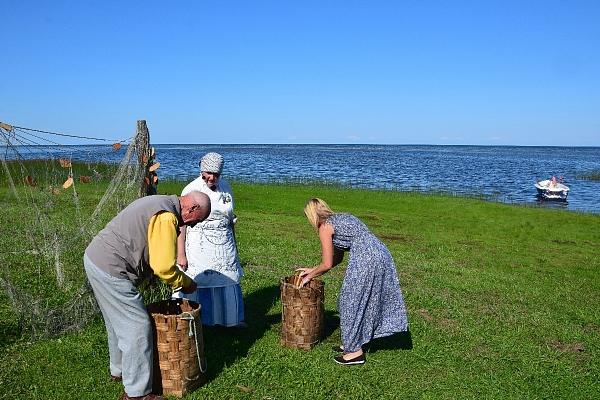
left=173, top=152, right=247, bottom=328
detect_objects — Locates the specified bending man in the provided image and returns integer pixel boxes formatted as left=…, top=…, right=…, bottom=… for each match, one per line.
left=84, top=191, right=211, bottom=400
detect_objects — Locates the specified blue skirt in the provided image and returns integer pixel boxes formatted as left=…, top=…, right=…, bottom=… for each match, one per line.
left=173, top=284, right=245, bottom=327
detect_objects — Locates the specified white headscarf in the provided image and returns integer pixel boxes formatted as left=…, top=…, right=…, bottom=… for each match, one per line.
left=199, top=152, right=224, bottom=174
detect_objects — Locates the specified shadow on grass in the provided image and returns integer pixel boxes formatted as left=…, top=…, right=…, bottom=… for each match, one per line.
left=365, top=330, right=413, bottom=353
left=322, top=309, right=413, bottom=353
left=319, top=307, right=413, bottom=353
left=201, top=284, right=281, bottom=382
left=322, top=311, right=413, bottom=353
left=323, top=310, right=341, bottom=339
left=0, top=320, right=20, bottom=349
left=197, top=285, right=412, bottom=383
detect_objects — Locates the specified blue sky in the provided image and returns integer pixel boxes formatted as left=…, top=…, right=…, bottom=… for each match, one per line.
left=1, top=1, right=599, bottom=146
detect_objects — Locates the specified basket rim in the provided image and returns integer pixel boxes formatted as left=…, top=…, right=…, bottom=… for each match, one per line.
left=280, top=276, right=325, bottom=286
left=146, top=298, right=201, bottom=316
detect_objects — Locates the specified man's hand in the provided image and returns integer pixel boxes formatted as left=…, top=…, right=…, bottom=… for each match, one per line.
left=180, top=280, right=197, bottom=294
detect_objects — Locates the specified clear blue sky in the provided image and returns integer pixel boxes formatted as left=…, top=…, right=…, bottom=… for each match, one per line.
left=2, top=1, right=599, bottom=146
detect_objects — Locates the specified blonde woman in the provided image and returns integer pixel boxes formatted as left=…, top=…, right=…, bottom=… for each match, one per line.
left=298, top=198, right=408, bottom=365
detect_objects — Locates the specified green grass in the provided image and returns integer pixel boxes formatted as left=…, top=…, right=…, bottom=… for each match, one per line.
left=1, top=179, right=599, bottom=399
left=574, top=169, right=600, bottom=181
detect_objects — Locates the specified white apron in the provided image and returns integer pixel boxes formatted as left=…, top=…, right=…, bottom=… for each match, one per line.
left=181, top=177, right=243, bottom=287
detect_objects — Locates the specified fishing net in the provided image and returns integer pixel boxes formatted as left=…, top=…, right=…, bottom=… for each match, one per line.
left=0, top=120, right=160, bottom=338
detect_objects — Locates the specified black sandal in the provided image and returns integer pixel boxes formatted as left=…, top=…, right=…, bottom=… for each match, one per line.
left=334, top=354, right=366, bottom=365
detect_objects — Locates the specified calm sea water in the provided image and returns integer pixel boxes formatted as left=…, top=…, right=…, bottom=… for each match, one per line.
left=155, top=145, right=600, bottom=215
left=8, top=144, right=600, bottom=214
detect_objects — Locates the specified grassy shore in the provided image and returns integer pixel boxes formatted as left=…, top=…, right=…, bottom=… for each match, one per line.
left=1, top=180, right=599, bottom=399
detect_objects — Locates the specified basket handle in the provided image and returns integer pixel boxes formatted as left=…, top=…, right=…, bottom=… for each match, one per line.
left=181, top=312, right=207, bottom=374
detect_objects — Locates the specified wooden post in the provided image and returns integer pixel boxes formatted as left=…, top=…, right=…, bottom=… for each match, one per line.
left=136, top=120, right=158, bottom=197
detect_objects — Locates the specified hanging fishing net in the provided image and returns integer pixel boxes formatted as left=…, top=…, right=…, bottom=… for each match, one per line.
left=0, top=120, right=159, bottom=338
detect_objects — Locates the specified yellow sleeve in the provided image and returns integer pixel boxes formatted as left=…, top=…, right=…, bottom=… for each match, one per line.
left=148, top=211, right=192, bottom=290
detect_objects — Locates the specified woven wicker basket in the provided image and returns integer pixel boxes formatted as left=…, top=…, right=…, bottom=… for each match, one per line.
left=147, top=299, right=206, bottom=397
left=280, top=276, right=325, bottom=350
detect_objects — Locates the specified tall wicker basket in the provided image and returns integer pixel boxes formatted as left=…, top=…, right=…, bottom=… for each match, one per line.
left=280, top=276, right=325, bottom=350
left=147, top=299, right=206, bottom=398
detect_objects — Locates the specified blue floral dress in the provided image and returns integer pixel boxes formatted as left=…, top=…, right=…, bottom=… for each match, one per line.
left=325, top=213, right=408, bottom=353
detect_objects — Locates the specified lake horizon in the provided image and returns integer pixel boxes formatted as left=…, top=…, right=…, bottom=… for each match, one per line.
left=4, top=143, right=600, bottom=215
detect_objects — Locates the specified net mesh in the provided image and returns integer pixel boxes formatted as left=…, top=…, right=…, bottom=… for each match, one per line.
left=0, top=120, right=159, bottom=338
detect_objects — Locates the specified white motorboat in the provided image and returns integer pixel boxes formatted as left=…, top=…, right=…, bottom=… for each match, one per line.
left=535, top=176, right=569, bottom=201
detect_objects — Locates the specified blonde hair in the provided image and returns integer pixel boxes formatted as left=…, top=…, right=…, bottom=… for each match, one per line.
left=304, top=198, right=335, bottom=230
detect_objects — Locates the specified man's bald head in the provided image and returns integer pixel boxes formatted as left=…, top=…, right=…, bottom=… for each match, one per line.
left=179, top=191, right=211, bottom=227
